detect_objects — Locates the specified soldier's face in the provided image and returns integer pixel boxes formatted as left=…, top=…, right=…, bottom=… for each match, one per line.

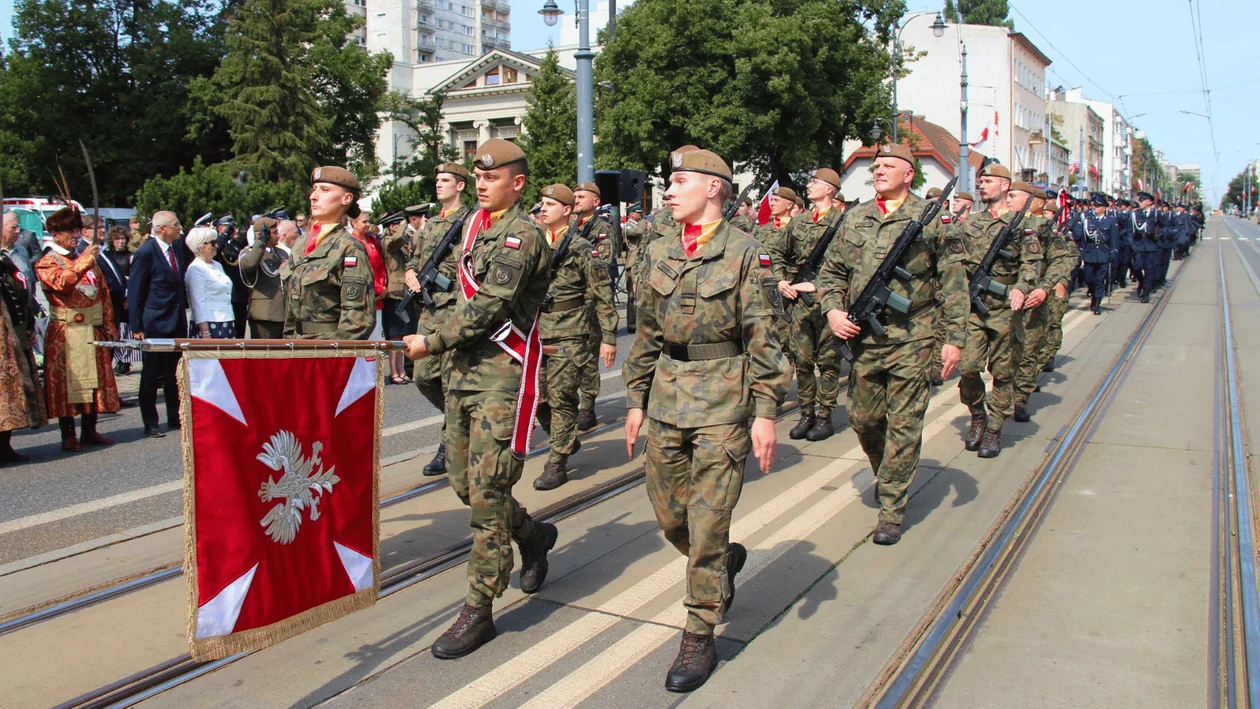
left=955, top=199, right=973, bottom=214
left=474, top=166, right=525, bottom=212
left=538, top=197, right=572, bottom=230
left=310, top=183, right=354, bottom=220
left=872, top=158, right=913, bottom=197
left=574, top=190, right=599, bottom=213
left=665, top=171, right=718, bottom=224
left=770, top=195, right=791, bottom=217
left=1007, top=190, right=1031, bottom=212
left=435, top=174, right=464, bottom=202
left=806, top=177, right=834, bottom=203
left=978, top=176, right=1009, bottom=204
left=1140, top=198, right=1153, bottom=209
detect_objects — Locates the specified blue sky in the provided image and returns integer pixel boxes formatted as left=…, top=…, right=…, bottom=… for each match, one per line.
left=3, top=0, right=1255, bottom=203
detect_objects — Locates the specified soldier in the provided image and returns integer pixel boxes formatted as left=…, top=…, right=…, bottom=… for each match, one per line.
left=1071, top=192, right=1120, bottom=315
left=729, top=193, right=755, bottom=232
left=571, top=181, right=615, bottom=432
left=771, top=168, right=846, bottom=441
left=623, top=146, right=786, bottom=692
left=1010, top=185, right=1055, bottom=423
left=821, top=143, right=968, bottom=545
left=403, top=139, right=557, bottom=659
left=1173, top=202, right=1194, bottom=260
left=127, top=215, right=149, bottom=252
left=282, top=167, right=375, bottom=340
left=532, top=184, right=618, bottom=490
left=752, top=186, right=798, bottom=367
left=622, top=203, right=649, bottom=332
left=404, top=203, right=429, bottom=241
left=380, top=210, right=415, bottom=383
left=1130, top=192, right=1159, bottom=303
left=404, top=162, right=474, bottom=476
left=239, top=217, right=293, bottom=339
left=956, top=163, right=1042, bottom=458
left=930, top=189, right=963, bottom=386
left=953, top=191, right=975, bottom=220
left=1034, top=190, right=1077, bottom=373
left=1113, top=198, right=1133, bottom=288
left=1154, top=200, right=1178, bottom=288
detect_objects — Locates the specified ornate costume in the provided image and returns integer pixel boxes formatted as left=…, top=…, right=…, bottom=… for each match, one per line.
left=36, top=248, right=121, bottom=418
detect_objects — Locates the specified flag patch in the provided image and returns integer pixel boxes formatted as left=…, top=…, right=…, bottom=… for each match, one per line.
left=505, top=235, right=522, bottom=250
left=592, top=250, right=600, bottom=258
left=941, top=214, right=952, bottom=224
left=343, top=256, right=358, bottom=267
left=1024, top=228, right=1034, bottom=236
left=759, top=253, right=772, bottom=267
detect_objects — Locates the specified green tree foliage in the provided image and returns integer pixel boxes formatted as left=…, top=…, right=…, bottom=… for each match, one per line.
left=134, top=158, right=310, bottom=226
left=381, top=90, right=461, bottom=197
left=1130, top=135, right=1169, bottom=196
left=370, top=181, right=431, bottom=220
left=943, top=0, right=1013, bottom=28
left=1222, top=168, right=1254, bottom=211
left=593, top=0, right=903, bottom=186
left=520, top=48, right=577, bottom=208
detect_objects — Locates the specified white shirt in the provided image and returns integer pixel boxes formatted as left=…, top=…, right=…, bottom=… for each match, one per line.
left=186, top=258, right=234, bottom=325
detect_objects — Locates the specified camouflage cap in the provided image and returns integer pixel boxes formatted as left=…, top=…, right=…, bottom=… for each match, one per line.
left=435, top=162, right=472, bottom=181
left=472, top=138, right=526, bottom=171
left=874, top=143, right=915, bottom=165
left=772, top=186, right=799, bottom=202
left=978, top=162, right=1012, bottom=179
left=541, top=184, right=575, bottom=206
left=1009, top=181, right=1035, bottom=194
left=669, top=148, right=732, bottom=182
left=311, top=166, right=361, bottom=194
left=573, top=181, right=600, bottom=198
left=812, top=167, right=843, bottom=191
left=956, top=191, right=975, bottom=202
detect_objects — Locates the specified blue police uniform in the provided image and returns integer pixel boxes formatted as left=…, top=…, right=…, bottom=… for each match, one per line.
left=1131, top=206, right=1161, bottom=301
left=1071, top=209, right=1119, bottom=314
left=1155, top=208, right=1179, bottom=287
left=1114, top=207, right=1133, bottom=288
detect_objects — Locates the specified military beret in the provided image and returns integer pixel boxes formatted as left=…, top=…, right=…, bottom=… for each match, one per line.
left=573, top=181, right=600, bottom=198
left=1033, top=187, right=1050, bottom=200
left=403, top=204, right=430, bottom=218
left=471, top=138, right=526, bottom=171
left=740, top=195, right=753, bottom=206
left=1090, top=192, right=1107, bottom=207
left=627, top=202, right=644, bottom=213
left=978, top=162, right=1011, bottom=179
left=812, top=168, right=843, bottom=191
left=926, top=187, right=942, bottom=199
left=311, top=166, right=361, bottom=193
left=670, top=148, right=732, bottom=182
left=435, top=162, right=472, bottom=181
left=46, top=206, right=82, bottom=233
left=541, top=184, right=575, bottom=206
left=791, top=194, right=805, bottom=208
left=253, top=216, right=279, bottom=232
left=1009, top=181, right=1035, bottom=194
left=772, top=186, right=799, bottom=202
left=956, top=191, right=975, bottom=202
left=379, top=211, right=406, bottom=227
left=874, top=143, right=915, bottom=165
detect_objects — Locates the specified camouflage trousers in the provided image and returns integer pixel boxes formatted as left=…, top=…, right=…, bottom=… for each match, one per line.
left=444, top=388, right=538, bottom=607
left=789, top=301, right=842, bottom=415
left=645, top=418, right=749, bottom=635
left=848, top=339, right=933, bottom=525
left=536, top=336, right=589, bottom=465
left=958, top=307, right=1024, bottom=431
left=578, top=307, right=602, bottom=410
left=1015, top=301, right=1049, bottom=404
left=1035, top=292, right=1069, bottom=371
left=930, top=297, right=947, bottom=377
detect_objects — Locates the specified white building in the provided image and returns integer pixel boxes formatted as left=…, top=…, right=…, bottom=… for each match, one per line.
left=358, top=0, right=511, bottom=66
left=1057, top=88, right=1133, bottom=198
left=839, top=115, right=987, bottom=203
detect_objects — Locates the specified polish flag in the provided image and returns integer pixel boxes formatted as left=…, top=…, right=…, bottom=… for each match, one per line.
left=756, top=180, right=780, bottom=226
left=1136, top=178, right=1144, bottom=191
left=970, top=111, right=1000, bottom=150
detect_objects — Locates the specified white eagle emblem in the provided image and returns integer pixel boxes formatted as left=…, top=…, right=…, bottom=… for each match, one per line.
left=256, top=430, right=340, bottom=544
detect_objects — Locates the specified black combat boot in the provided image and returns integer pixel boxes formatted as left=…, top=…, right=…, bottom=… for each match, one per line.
left=534, top=461, right=568, bottom=491
left=930, top=375, right=944, bottom=387
left=423, top=443, right=447, bottom=476
left=977, top=428, right=1002, bottom=458
left=1091, top=296, right=1101, bottom=315
left=1141, top=288, right=1151, bottom=304
left=431, top=603, right=497, bottom=659
left=575, top=409, right=597, bottom=431
left=1041, top=358, right=1055, bottom=373
left=1013, top=401, right=1031, bottom=423
left=964, top=412, right=987, bottom=451
left=789, top=410, right=815, bottom=440
left=805, top=412, right=834, bottom=441
left=722, top=543, right=747, bottom=614
left=665, top=631, right=717, bottom=693
left=872, top=521, right=902, bottom=546
left=518, top=521, right=558, bottom=594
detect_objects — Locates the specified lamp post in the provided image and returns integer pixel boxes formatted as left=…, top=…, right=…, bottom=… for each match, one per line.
left=958, top=41, right=969, bottom=194
left=540, top=0, right=594, bottom=182
left=891, top=12, right=946, bottom=144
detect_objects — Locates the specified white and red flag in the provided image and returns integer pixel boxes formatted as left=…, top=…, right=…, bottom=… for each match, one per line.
left=756, top=180, right=780, bottom=226
left=970, top=110, right=1000, bottom=150
left=181, top=350, right=381, bottom=660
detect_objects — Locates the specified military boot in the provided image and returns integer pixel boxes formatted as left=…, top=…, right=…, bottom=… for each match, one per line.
left=872, top=521, right=902, bottom=546
left=1141, top=289, right=1151, bottom=304
left=805, top=412, right=834, bottom=441
left=423, top=443, right=447, bottom=476
left=518, top=521, right=558, bottom=594
left=930, top=375, right=945, bottom=387
left=1013, top=401, right=1031, bottom=423
left=789, top=410, right=815, bottom=440
left=1041, top=358, right=1055, bottom=373
left=1091, top=296, right=1102, bottom=315
left=977, top=428, right=1002, bottom=458
left=665, top=631, right=717, bottom=693
left=964, top=412, right=987, bottom=451
left=431, top=603, right=497, bottom=659
left=722, top=543, right=747, bottom=614
left=575, top=409, right=597, bottom=431
left=534, top=461, right=569, bottom=491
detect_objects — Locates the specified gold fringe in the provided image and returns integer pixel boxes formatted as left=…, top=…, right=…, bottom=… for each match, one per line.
left=191, top=587, right=378, bottom=661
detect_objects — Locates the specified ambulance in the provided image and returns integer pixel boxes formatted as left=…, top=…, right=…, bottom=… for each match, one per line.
left=2, top=197, right=86, bottom=237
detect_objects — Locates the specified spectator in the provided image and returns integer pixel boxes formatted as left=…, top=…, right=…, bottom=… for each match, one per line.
left=294, top=213, right=308, bottom=235
left=0, top=237, right=46, bottom=463
left=98, top=226, right=133, bottom=374
left=127, top=215, right=148, bottom=251
left=239, top=218, right=292, bottom=339
left=186, top=226, right=235, bottom=339
left=349, top=211, right=386, bottom=341
left=380, top=212, right=412, bottom=384
left=76, top=214, right=98, bottom=255
left=2, top=212, right=36, bottom=302
left=128, top=210, right=187, bottom=438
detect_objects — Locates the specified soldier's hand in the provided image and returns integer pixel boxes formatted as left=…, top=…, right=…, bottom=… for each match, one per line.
left=751, top=417, right=776, bottom=473
left=777, top=280, right=798, bottom=300
left=1009, top=288, right=1026, bottom=311
left=599, top=343, right=616, bottom=369
left=827, top=309, right=861, bottom=340
left=403, top=334, right=429, bottom=359
left=133, top=330, right=145, bottom=341
left=940, top=344, right=961, bottom=380
left=625, top=407, right=645, bottom=458
left=1054, top=283, right=1067, bottom=299
left=793, top=281, right=816, bottom=293
left=1026, top=288, right=1047, bottom=309
left=404, top=270, right=421, bottom=293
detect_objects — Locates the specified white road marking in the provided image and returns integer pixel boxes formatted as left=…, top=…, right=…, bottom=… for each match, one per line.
left=0, top=481, right=182, bottom=535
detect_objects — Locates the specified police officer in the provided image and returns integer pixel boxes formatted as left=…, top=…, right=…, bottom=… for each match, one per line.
left=572, top=181, right=615, bottom=432
left=1131, top=193, right=1159, bottom=302
left=404, top=139, right=557, bottom=659
left=1071, top=192, right=1120, bottom=315
left=283, top=167, right=375, bottom=340
left=820, top=143, right=969, bottom=545
left=1113, top=198, right=1133, bottom=289
left=1154, top=200, right=1178, bottom=288
left=623, top=147, right=787, bottom=693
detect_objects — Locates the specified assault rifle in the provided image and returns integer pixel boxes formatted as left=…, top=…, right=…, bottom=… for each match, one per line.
left=967, top=201, right=1032, bottom=316
left=724, top=182, right=759, bottom=221
left=551, top=211, right=599, bottom=272
left=833, top=177, right=958, bottom=363
left=395, top=207, right=470, bottom=325
left=789, top=198, right=860, bottom=308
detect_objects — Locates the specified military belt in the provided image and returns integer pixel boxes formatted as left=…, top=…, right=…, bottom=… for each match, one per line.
left=663, top=340, right=741, bottom=362
left=298, top=321, right=336, bottom=334
left=542, top=296, right=585, bottom=313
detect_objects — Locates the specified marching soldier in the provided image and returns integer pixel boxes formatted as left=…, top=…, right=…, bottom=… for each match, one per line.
left=957, top=163, right=1043, bottom=458
left=283, top=167, right=375, bottom=340
left=1113, top=199, right=1134, bottom=288
left=1071, top=192, right=1120, bottom=315
left=623, top=147, right=787, bottom=692
left=1034, top=190, right=1077, bottom=373
left=380, top=210, right=414, bottom=383
left=729, top=193, right=755, bottom=232
left=1010, top=184, right=1055, bottom=423
left=820, top=143, right=969, bottom=545
left=953, top=191, right=975, bottom=220
left=532, top=184, right=617, bottom=490
left=403, top=139, right=557, bottom=660
left=572, top=181, right=615, bottom=432
left=753, top=186, right=798, bottom=366
left=1154, top=200, right=1178, bottom=288
left=770, top=169, right=846, bottom=441
left=622, top=203, right=649, bottom=332
left=404, top=162, right=474, bottom=476
left=239, top=216, right=292, bottom=339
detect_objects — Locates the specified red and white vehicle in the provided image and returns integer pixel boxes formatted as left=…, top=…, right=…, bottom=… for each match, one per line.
left=3, top=197, right=86, bottom=236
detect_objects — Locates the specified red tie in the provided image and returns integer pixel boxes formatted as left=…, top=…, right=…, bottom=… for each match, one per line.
left=167, top=244, right=178, bottom=272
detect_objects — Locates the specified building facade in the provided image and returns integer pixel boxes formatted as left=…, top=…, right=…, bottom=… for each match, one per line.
left=1056, top=88, right=1133, bottom=198
left=1047, top=99, right=1104, bottom=197
left=839, top=115, right=988, bottom=203
left=357, top=0, right=510, bottom=65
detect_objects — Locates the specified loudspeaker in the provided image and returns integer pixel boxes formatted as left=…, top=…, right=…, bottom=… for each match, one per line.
left=594, top=169, right=646, bottom=205
left=619, top=169, right=645, bottom=204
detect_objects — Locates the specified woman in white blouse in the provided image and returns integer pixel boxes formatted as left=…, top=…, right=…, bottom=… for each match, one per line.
left=185, top=227, right=235, bottom=338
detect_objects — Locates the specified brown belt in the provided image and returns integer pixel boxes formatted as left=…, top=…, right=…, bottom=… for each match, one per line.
left=543, top=296, right=585, bottom=313
left=299, top=321, right=336, bottom=334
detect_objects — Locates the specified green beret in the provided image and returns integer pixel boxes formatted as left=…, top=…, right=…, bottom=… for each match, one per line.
left=435, top=162, right=472, bottom=181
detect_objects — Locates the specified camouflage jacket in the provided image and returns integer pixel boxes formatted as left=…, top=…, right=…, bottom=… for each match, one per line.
left=623, top=221, right=788, bottom=427
left=541, top=229, right=617, bottom=343
left=750, top=217, right=791, bottom=250
left=632, top=207, right=679, bottom=287
left=817, top=193, right=969, bottom=348
left=1044, top=220, right=1078, bottom=290
left=958, top=208, right=1044, bottom=311
left=423, top=202, right=552, bottom=392
left=729, top=215, right=754, bottom=232
left=282, top=223, right=375, bottom=340
left=571, top=213, right=616, bottom=275
left=622, top=218, right=650, bottom=276
left=381, top=222, right=412, bottom=300
left=768, top=208, right=844, bottom=297
left=406, top=206, right=471, bottom=336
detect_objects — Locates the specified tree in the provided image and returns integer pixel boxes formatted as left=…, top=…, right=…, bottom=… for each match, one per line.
left=133, top=158, right=310, bottom=225
left=380, top=89, right=461, bottom=198
left=520, top=48, right=577, bottom=207
left=943, top=0, right=1013, bottom=28
left=1222, top=168, right=1255, bottom=211
left=370, top=180, right=431, bottom=220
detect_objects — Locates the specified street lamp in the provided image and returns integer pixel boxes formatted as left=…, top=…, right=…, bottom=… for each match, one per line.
left=538, top=0, right=594, bottom=182
left=869, top=121, right=883, bottom=143
left=891, top=12, right=947, bottom=143
left=538, top=0, right=562, bottom=26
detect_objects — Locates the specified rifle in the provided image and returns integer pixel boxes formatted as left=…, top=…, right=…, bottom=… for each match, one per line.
left=833, top=177, right=958, bottom=363
left=551, top=210, right=599, bottom=272
left=789, top=198, right=860, bottom=308
left=724, top=182, right=758, bottom=221
left=967, top=201, right=1032, bottom=317
left=394, top=207, right=470, bottom=325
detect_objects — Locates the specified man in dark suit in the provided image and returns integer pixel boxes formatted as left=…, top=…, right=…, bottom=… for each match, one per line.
left=127, top=210, right=187, bottom=438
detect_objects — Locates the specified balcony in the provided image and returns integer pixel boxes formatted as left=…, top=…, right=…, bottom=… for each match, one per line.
left=418, top=38, right=438, bottom=53
left=480, top=0, right=494, bottom=8
left=416, top=0, right=435, bottom=12
left=496, top=1, right=510, bottom=13
left=482, top=36, right=510, bottom=51
left=417, top=19, right=435, bottom=34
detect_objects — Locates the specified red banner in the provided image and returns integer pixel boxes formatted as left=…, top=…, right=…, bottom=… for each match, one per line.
left=180, top=350, right=382, bottom=660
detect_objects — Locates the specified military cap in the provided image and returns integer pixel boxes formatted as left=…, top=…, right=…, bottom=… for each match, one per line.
left=379, top=211, right=406, bottom=227
left=791, top=194, right=805, bottom=208
left=541, top=184, right=575, bottom=206
left=772, top=186, right=799, bottom=202
left=740, top=194, right=753, bottom=206
left=573, top=181, right=600, bottom=198
left=956, top=191, right=975, bottom=202
left=669, top=148, right=732, bottom=182
left=1044, top=189, right=1059, bottom=200
left=1090, top=192, right=1107, bottom=207
left=471, top=138, right=526, bottom=171
left=627, top=202, right=644, bottom=213
left=435, top=162, right=472, bottom=181
left=1009, top=181, right=1036, bottom=194
left=529, top=203, right=542, bottom=215
left=215, top=215, right=236, bottom=229
left=1137, top=191, right=1154, bottom=202
left=874, top=143, right=915, bottom=165
left=404, top=204, right=430, bottom=218
left=311, top=166, right=361, bottom=194
left=46, top=206, right=82, bottom=233
left=253, top=216, right=279, bottom=232
left=978, top=162, right=1012, bottom=179
left=812, top=167, right=843, bottom=191
left=193, top=212, right=215, bottom=227
left=926, top=187, right=942, bottom=199
left=1033, top=187, right=1050, bottom=200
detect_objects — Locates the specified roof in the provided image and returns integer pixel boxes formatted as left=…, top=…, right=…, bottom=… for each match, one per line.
left=427, top=48, right=574, bottom=97
left=1008, top=32, right=1052, bottom=68
left=843, top=115, right=988, bottom=176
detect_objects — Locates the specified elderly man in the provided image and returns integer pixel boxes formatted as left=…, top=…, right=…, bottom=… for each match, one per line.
left=1, top=212, right=46, bottom=461
left=2, top=213, right=36, bottom=301
left=128, top=210, right=188, bottom=438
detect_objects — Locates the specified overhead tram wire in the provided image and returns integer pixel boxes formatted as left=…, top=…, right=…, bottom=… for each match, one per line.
left=1008, top=3, right=1125, bottom=111
left=1186, top=0, right=1220, bottom=181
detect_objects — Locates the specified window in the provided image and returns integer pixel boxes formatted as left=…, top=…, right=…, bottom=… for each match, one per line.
left=503, top=67, right=518, bottom=83
left=464, top=140, right=478, bottom=160
left=485, top=68, right=500, bottom=85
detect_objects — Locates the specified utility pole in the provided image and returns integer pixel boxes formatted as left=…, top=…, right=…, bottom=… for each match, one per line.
left=958, top=42, right=969, bottom=193
left=574, top=0, right=594, bottom=182
left=1078, top=124, right=1086, bottom=198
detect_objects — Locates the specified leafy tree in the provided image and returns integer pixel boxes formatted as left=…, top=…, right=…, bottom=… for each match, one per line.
left=134, top=158, right=309, bottom=226
left=943, top=0, right=1013, bottom=28
left=370, top=180, right=432, bottom=220
left=1130, top=134, right=1169, bottom=196
left=520, top=48, right=577, bottom=207
left=1222, top=168, right=1255, bottom=211
left=380, top=89, right=461, bottom=198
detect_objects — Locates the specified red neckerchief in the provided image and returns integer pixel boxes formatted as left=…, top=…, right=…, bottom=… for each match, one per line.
left=876, top=199, right=889, bottom=216
left=773, top=216, right=785, bottom=229
left=304, top=223, right=323, bottom=255
left=682, top=223, right=702, bottom=258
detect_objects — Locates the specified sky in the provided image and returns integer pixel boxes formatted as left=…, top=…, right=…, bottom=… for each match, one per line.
left=2, top=0, right=1255, bottom=204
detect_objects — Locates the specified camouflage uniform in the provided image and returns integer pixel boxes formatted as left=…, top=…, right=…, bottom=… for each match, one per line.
left=632, top=207, right=678, bottom=293
left=1035, top=225, right=1078, bottom=370
left=929, top=212, right=962, bottom=379
left=536, top=227, right=617, bottom=465
left=729, top=214, right=754, bottom=232
left=751, top=217, right=795, bottom=361
left=623, top=221, right=788, bottom=635
left=574, top=213, right=616, bottom=412
left=622, top=217, right=650, bottom=330
left=421, top=202, right=551, bottom=607
left=1014, top=215, right=1059, bottom=405
left=957, top=209, right=1044, bottom=431
left=282, top=223, right=375, bottom=339
left=817, top=193, right=969, bottom=524
left=406, top=206, right=470, bottom=413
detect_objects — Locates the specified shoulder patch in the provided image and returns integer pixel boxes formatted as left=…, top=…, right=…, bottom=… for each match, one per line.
left=940, top=214, right=951, bottom=224
left=759, top=253, right=772, bottom=268
left=948, top=238, right=966, bottom=255
left=1027, top=238, right=1041, bottom=254
left=1024, top=228, right=1035, bottom=236
left=343, top=256, right=358, bottom=267
left=504, top=235, right=522, bottom=250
